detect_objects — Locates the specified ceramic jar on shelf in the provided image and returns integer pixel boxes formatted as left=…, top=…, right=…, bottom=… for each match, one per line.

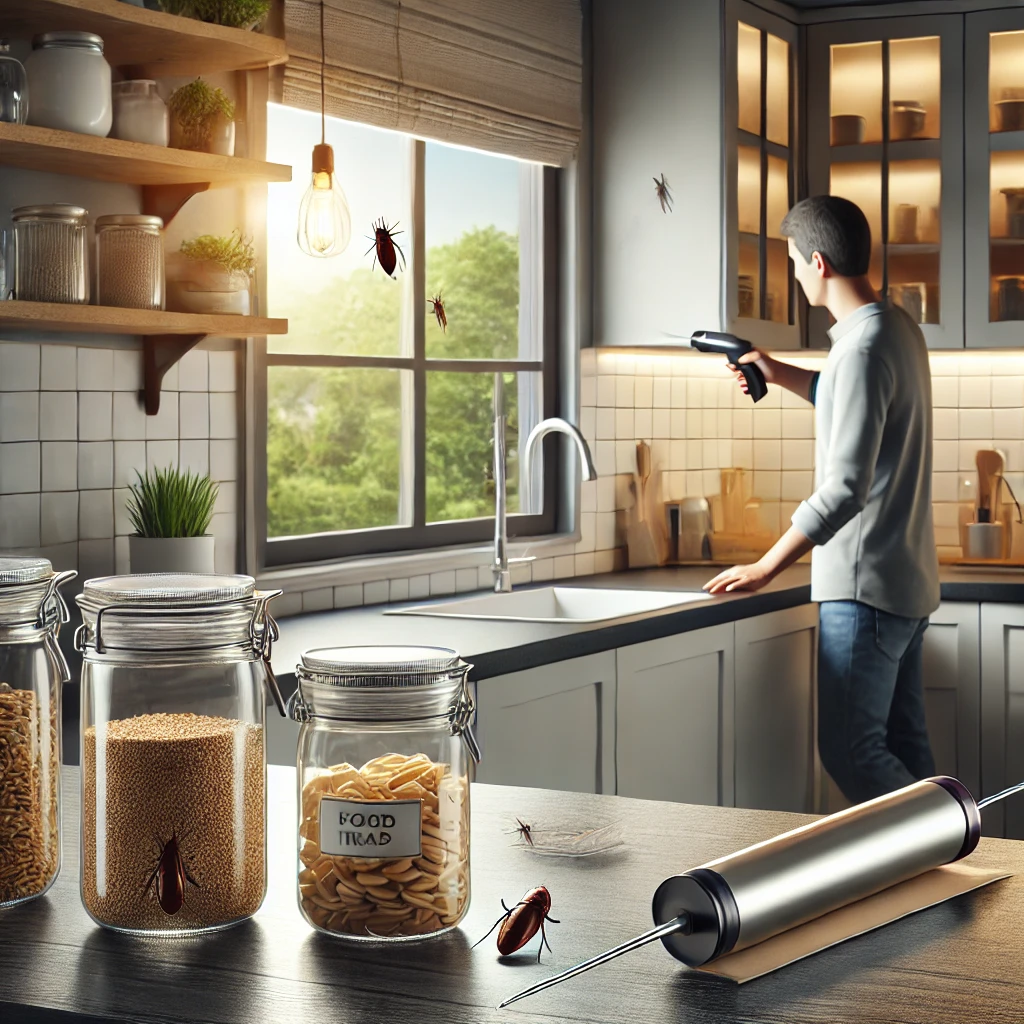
left=111, top=81, right=169, bottom=147
left=25, top=32, right=111, bottom=137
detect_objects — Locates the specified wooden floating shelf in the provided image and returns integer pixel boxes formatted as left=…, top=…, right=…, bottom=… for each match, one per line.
left=888, top=243, right=941, bottom=255
left=0, top=300, right=286, bottom=337
left=0, top=0, right=288, bottom=78
left=0, top=123, right=291, bottom=187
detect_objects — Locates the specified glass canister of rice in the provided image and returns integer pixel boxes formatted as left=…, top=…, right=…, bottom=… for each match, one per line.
left=74, top=573, right=286, bottom=935
left=0, top=557, right=77, bottom=908
left=289, top=646, right=480, bottom=940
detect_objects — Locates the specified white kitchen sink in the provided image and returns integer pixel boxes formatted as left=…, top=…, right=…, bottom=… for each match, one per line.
left=385, top=586, right=713, bottom=624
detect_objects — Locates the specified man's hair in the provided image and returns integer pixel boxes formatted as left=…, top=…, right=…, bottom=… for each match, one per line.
left=780, top=196, right=871, bottom=277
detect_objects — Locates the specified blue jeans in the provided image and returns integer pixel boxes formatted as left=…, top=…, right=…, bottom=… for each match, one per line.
left=817, top=600, right=935, bottom=804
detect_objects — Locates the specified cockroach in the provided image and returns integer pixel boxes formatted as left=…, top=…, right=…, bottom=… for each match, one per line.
left=428, top=293, right=447, bottom=332
left=143, top=830, right=199, bottom=916
left=472, top=886, right=560, bottom=962
left=653, top=173, right=673, bottom=213
left=365, top=218, right=406, bottom=278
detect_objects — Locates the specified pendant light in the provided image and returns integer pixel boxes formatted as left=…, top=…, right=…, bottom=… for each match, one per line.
left=297, top=0, right=351, bottom=257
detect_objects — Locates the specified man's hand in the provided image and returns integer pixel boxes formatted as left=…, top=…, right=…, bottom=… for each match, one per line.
left=728, top=350, right=819, bottom=403
left=703, top=560, right=774, bottom=594
left=727, top=350, right=777, bottom=396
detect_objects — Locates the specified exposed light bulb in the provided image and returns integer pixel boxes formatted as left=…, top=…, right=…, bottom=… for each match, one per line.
left=297, top=143, right=351, bottom=257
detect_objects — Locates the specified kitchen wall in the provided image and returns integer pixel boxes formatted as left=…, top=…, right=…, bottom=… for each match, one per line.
left=0, top=339, right=241, bottom=585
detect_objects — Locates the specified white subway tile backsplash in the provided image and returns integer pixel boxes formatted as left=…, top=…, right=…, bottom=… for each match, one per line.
left=652, top=408, right=670, bottom=438
left=993, top=377, right=1024, bottom=409
left=179, top=439, right=210, bottom=476
left=596, top=376, right=615, bottom=407
left=429, top=570, right=456, bottom=596
left=634, top=376, right=653, bottom=407
left=79, top=392, right=113, bottom=441
left=596, top=407, right=615, bottom=440
left=959, top=408, right=993, bottom=440
left=40, top=442, right=75, bottom=491
left=782, top=439, right=814, bottom=471
left=553, top=554, right=575, bottom=578
left=615, top=408, right=634, bottom=439
left=210, top=439, right=237, bottom=482
left=455, top=567, right=478, bottom=593
left=615, top=439, right=636, bottom=474
left=114, top=488, right=132, bottom=535
left=365, top=579, right=390, bottom=604
left=389, top=578, right=410, bottom=602
left=531, top=557, right=554, bottom=581
left=209, top=392, right=237, bottom=439
left=596, top=475, right=616, bottom=512
left=40, top=392, right=77, bottom=441
left=993, top=408, right=1024, bottom=439
left=211, top=512, right=234, bottom=573
left=408, top=574, right=430, bottom=599
left=114, top=440, right=146, bottom=488
left=0, top=343, right=40, bottom=391
left=959, top=440, right=983, bottom=471
left=933, top=408, right=958, bottom=440
left=79, top=489, right=113, bottom=540
left=732, top=407, right=752, bottom=438
left=41, top=492, right=78, bottom=546
left=653, top=378, right=671, bottom=408
left=634, top=408, right=653, bottom=438
left=207, top=350, right=236, bottom=392
left=334, top=583, right=362, bottom=608
left=581, top=374, right=596, bottom=407
left=753, top=439, right=782, bottom=471
left=0, top=441, right=40, bottom=494
left=753, top=407, right=781, bottom=438
left=615, top=375, right=633, bottom=407
left=40, top=346, right=78, bottom=391
left=595, top=440, right=615, bottom=477
left=781, top=470, right=813, bottom=501
left=178, top=349, right=210, bottom=392
left=959, top=376, right=991, bottom=408
left=146, top=439, right=178, bottom=470
left=0, top=392, right=39, bottom=441
left=78, top=538, right=114, bottom=580
left=933, top=440, right=958, bottom=472
left=0, top=493, right=39, bottom=547
left=931, top=376, right=959, bottom=407
left=302, top=587, right=333, bottom=612
left=932, top=472, right=959, bottom=502
left=112, top=392, right=146, bottom=441
left=179, top=392, right=210, bottom=439
left=781, top=409, right=813, bottom=439
left=753, top=470, right=781, bottom=500
left=580, top=478, right=597, bottom=513
left=112, top=347, right=142, bottom=392
left=78, top=442, right=113, bottom=490
left=146, top=395, right=178, bottom=440
left=78, top=348, right=114, bottom=391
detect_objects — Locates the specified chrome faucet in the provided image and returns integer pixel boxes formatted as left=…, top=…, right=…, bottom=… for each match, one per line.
left=491, top=373, right=597, bottom=593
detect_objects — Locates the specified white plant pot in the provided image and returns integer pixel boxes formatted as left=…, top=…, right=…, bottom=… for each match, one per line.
left=128, top=535, right=216, bottom=574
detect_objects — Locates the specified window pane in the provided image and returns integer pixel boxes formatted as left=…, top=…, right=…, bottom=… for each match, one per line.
left=425, top=141, right=522, bottom=359
left=831, top=41, right=882, bottom=145
left=426, top=371, right=542, bottom=522
left=889, top=37, right=940, bottom=141
left=765, top=33, right=789, bottom=147
left=266, top=105, right=412, bottom=355
left=267, top=366, right=410, bottom=537
left=737, top=22, right=761, bottom=135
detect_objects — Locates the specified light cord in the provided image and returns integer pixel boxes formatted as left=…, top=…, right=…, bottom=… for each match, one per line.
left=319, top=0, right=325, bottom=145
left=979, top=779, right=1024, bottom=810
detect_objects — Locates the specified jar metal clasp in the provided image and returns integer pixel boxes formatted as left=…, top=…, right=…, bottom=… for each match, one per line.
left=251, top=590, right=287, bottom=718
left=449, top=680, right=481, bottom=763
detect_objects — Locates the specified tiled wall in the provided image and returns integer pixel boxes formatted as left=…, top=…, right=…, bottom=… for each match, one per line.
left=0, top=341, right=240, bottom=588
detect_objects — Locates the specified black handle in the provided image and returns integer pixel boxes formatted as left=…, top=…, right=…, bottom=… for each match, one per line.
left=738, top=361, right=768, bottom=403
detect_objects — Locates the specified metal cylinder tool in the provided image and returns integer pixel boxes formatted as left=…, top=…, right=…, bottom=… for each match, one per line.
left=499, top=776, right=1009, bottom=1008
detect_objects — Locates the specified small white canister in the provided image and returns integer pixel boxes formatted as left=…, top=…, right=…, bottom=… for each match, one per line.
left=26, top=32, right=112, bottom=137
left=111, top=80, right=169, bottom=147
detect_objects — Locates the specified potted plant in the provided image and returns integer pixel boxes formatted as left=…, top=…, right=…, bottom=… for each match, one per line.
left=126, top=466, right=219, bottom=574
left=166, top=232, right=256, bottom=315
left=167, top=78, right=235, bottom=155
left=159, top=0, right=271, bottom=30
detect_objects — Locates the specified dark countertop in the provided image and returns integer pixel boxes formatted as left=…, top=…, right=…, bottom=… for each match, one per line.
left=271, top=564, right=1024, bottom=683
left=3, top=766, right=1023, bottom=1024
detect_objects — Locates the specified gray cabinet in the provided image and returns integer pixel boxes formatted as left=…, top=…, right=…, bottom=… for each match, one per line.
left=965, top=9, right=1024, bottom=347
left=472, top=652, right=616, bottom=794
left=807, top=14, right=965, bottom=349
left=980, top=603, right=1024, bottom=838
left=615, top=624, right=735, bottom=806
left=921, top=602, right=981, bottom=795
left=734, top=604, right=818, bottom=813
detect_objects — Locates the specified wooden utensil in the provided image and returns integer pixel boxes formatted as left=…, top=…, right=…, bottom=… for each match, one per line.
left=626, top=441, right=658, bottom=567
left=976, top=449, right=1005, bottom=522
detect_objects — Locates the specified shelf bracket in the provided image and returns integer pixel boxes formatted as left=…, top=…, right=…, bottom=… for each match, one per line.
left=142, top=334, right=207, bottom=415
left=142, top=182, right=211, bottom=226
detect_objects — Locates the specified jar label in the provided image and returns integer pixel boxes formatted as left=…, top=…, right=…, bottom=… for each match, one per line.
left=318, top=796, right=422, bottom=858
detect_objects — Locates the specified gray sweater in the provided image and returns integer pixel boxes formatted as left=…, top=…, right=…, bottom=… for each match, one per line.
left=791, top=301, right=940, bottom=619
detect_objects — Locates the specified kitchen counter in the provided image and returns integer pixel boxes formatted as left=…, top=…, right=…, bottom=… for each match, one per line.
left=271, top=564, right=1024, bottom=682
left=2, top=766, right=1022, bottom=1024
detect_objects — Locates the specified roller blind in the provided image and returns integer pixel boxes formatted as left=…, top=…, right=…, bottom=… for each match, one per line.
left=279, top=0, right=582, bottom=165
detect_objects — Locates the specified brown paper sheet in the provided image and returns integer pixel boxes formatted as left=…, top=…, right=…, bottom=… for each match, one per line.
left=697, top=864, right=1010, bottom=984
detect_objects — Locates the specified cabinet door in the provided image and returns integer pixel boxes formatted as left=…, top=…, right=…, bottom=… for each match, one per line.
left=734, top=604, right=818, bottom=813
left=723, top=0, right=801, bottom=349
left=807, top=15, right=964, bottom=349
left=921, top=602, right=981, bottom=795
left=616, top=623, right=735, bottom=806
left=980, top=603, right=1024, bottom=838
left=965, top=10, right=1024, bottom=346
left=472, top=652, right=616, bottom=794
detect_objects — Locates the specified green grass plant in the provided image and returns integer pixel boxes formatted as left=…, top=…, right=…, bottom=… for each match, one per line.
left=127, top=466, right=219, bottom=538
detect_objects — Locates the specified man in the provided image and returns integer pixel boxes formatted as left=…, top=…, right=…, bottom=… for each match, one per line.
left=704, top=195, right=940, bottom=804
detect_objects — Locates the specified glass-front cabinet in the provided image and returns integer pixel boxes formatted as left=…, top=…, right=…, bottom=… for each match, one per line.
left=807, top=16, right=964, bottom=349
left=966, top=11, right=1024, bottom=346
left=724, top=0, right=800, bottom=349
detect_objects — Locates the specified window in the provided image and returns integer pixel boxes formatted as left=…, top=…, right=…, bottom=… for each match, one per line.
left=259, top=105, right=558, bottom=567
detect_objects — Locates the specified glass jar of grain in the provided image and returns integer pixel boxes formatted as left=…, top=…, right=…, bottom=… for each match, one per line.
left=0, top=557, right=77, bottom=908
left=74, top=574, right=286, bottom=935
left=290, top=646, right=480, bottom=941
left=95, top=215, right=165, bottom=310
left=12, top=204, right=89, bottom=304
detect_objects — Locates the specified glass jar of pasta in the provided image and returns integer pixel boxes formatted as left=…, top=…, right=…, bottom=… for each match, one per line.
left=289, top=646, right=479, bottom=940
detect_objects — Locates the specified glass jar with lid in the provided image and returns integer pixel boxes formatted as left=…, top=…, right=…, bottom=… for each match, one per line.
left=0, top=557, right=77, bottom=908
left=25, top=32, right=111, bottom=136
left=0, top=41, right=28, bottom=124
left=74, top=574, right=285, bottom=935
left=13, top=204, right=88, bottom=304
left=111, top=80, right=168, bottom=146
left=290, top=646, right=480, bottom=940
left=95, top=215, right=165, bottom=310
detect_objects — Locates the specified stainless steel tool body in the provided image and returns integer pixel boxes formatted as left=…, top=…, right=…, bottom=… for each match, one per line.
left=653, top=777, right=979, bottom=966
